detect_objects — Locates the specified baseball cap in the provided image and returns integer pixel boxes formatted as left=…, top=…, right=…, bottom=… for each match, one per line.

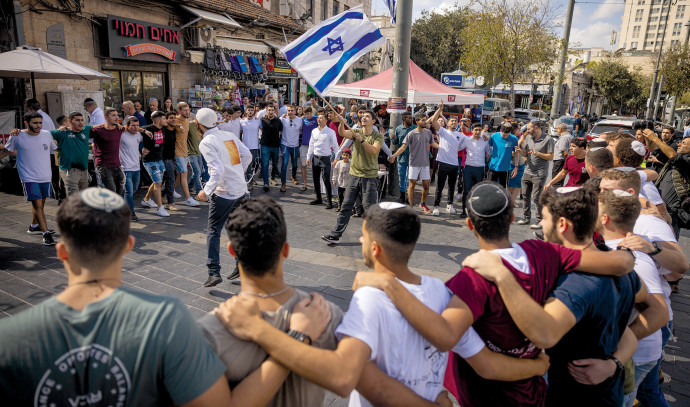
left=123, top=115, right=139, bottom=125
left=196, top=108, right=218, bottom=128
left=342, top=148, right=352, bottom=155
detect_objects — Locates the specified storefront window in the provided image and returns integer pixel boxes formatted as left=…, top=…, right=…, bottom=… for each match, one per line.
left=143, top=73, right=165, bottom=107
left=123, top=72, right=144, bottom=105
left=101, top=70, right=167, bottom=115
left=102, top=71, right=122, bottom=111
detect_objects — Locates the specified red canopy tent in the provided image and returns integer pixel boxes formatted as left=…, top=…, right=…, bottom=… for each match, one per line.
left=323, top=60, right=484, bottom=105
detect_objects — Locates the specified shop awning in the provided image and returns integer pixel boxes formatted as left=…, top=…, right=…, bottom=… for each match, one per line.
left=182, top=5, right=242, bottom=29
left=215, top=37, right=272, bottom=54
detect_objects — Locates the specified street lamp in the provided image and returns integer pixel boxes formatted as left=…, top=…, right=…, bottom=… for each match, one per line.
left=646, top=0, right=677, bottom=119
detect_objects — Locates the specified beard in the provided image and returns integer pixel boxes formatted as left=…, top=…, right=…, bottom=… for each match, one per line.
left=544, top=226, right=564, bottom=246
left=362, top=247, right=374, bottom=269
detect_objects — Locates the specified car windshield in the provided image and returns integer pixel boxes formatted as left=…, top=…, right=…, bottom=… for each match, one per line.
left=589, top=123, right=633, bottom=135
left=514, top=112, right=530, bottom=119
left=483, top=101, right=495, bottom=111
left=556, top=117, right=577, bottom=126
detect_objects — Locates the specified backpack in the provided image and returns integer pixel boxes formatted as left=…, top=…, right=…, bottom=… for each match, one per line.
left=656, top=160, right=690, bottom=229
left=203, top=47, right=217, bottom=69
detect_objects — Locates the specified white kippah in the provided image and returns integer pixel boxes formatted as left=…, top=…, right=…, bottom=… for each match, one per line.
left=631, top=140, right=646, bottom=156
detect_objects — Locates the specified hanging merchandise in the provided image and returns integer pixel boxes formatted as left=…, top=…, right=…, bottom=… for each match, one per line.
left=235, top=55, right=250, bottom=73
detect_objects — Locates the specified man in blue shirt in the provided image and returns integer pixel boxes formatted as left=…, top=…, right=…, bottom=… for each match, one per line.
left=299, top=106, right=319, bottom=191
left=488, top=123, right=519, bottom=188
left=391, top=112, right=415, bottom=203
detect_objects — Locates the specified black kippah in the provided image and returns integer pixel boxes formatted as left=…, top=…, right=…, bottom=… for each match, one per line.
left=468, top=183, right=510, bottom=218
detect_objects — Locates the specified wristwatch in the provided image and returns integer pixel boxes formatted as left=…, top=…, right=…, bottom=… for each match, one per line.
left=287, top=329, right=312, bottom=345
left=648, top=241, right=663, bottom=257
left=606, top=355, right=624, bottom=379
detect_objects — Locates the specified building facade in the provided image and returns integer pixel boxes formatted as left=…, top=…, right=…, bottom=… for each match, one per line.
left=619, top=0, right=690, bottom=52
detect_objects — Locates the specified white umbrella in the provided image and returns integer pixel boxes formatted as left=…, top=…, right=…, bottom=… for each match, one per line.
left=0, top=46, right=111, bottom=96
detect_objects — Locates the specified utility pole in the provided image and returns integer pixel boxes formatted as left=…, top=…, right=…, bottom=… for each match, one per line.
left=653, top=74, right=664, bottom=121
left=551, top=0, right=575, bottom=120
left=388, top=0, right=413, bottom=196
left=647, top=0, right=672, bottom=119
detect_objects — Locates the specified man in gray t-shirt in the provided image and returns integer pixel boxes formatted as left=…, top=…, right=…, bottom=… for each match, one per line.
left=391, top=112, right=439, bottom=212
left=516, top=121, right=553, bottom=227
left=552, top=123, right=572, bottom=188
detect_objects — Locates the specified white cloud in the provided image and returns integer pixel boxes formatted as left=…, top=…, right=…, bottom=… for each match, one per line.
left=590, top=0, right=625, bottom=21
left=570, top=21, right=618, bottom=48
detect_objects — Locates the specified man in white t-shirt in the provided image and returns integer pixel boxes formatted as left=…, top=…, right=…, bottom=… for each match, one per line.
left=214, top=202, right=550, bottom=406
left=196, top=108, right=252, bottom=288
left=2, top=112, right=57, bottom=245
left=596, top=188, right=669, bottom=407
left=119, top=115, right=144, bottom=221
left=218, top=107, right=242, bottom=138
left=239, top=105, right=261, bottom=187
left=279, top=105, right=303, bottom=192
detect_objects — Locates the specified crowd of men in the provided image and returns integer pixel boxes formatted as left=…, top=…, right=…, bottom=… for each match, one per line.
left=0, top=94, right=689, bottom=406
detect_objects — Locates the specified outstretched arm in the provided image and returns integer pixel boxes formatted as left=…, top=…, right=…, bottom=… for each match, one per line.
left=356, top=362, right=450, bottom=407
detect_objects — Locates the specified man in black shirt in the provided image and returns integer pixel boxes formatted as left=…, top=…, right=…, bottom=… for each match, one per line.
left=260, top=105, right=283, bottom=192
left=140, top=111, right=170, bottom=217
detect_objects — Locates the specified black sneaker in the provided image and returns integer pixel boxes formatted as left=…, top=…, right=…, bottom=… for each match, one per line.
left=309, top=199, right=323, bottom=205
left=325, top=201, right=333, bottom=209
left=459, top=212, right=467, bottom=219
left=321, top=234, right=339, bottom=244
left=226, top=265, right=240, bottom=280
left=131, top=212, right=139, bottom=221
left=42, top=233, right=56, bottom=246
left=28, top=225, right=55, bottom=235
left=204, top=275, right=222, bottom=287
left=263, top=185, right=270, bottom=192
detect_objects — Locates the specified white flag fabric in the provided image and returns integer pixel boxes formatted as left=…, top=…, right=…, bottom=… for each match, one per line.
left=280, top=5, right=385, bottom=96
left=385, top=0, right=397, bottom=23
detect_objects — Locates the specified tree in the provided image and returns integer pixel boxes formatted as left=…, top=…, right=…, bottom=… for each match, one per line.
left=459, top=0, right=560, bottom=114
left=659, top=44, right=690, bottom=98
left=410, top=4, right=468, bottom=80
left=590, top=58, right=637, bottom=114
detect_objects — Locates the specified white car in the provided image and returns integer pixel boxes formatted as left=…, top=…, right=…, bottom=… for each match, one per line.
left=549, top=115, right=577, bottom=136
left=587, top=117, right=637, bottom=139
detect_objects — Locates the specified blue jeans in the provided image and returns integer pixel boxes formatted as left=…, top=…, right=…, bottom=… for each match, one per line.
left=124, top=170, right=140, bottom=212
left=207, top=193, right=248, bottom=275
left=636, top=320, right=673, bottom=407
left=280, top=145, right=299, bottom=184
left=398, top=161, right=409, bottom=192
left=187, top=154, right=203, bottom=194
left=623, top=361, right=658, bottom=407
left=261, top=145, right=280, bottom=185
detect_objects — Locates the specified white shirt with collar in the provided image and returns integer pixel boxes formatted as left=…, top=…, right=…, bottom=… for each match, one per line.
left=280, top=116, right=303, bottom=147
left=88, top=107, right=106, bottom=126
left=199, top=126, right=252, bottom=200
left=459, top=134, right=491, bottom=167
left=307, top=126, right=338, bottom=160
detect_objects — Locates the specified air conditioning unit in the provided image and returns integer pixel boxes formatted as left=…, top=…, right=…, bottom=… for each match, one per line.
left=188, top=26, right=216, bottom=48
left=279, top=0, right=294, bottom=18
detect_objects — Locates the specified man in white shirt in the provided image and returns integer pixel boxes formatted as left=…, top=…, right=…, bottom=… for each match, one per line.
left=214, top=202, right=549, bottom=406
left=195, top=108, right=252, bottom=288
left=218, top=107, right=242, bottom=138
left=119, top=115, right=144, bottom=221
left=84, top=98, right=106, bottom=126
left=552, top=123, right=572, bottom=188
left=3, top=112, right=58, bottom=245
left=239, top=105, right=261, bottom=187
left=307, top=111, right=338, bottom=208
left=279, top=105, right=303, bottom=192
left=25, top=98, right=55, bottom=131
left=596, top=188, right=669, bottom=407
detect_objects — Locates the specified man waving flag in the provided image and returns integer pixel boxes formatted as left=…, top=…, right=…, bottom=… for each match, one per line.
left=281, top=5, right=385, bottom=95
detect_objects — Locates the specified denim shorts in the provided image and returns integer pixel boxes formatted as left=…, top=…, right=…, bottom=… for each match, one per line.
left=23, top=182, right=51, bottom=201
left=143, top=160, right=165, bottom=183
left=174, top=156, right=189, bottom=173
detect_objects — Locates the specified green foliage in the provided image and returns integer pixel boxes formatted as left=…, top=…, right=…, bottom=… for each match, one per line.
left=659, top=44, right=690, bottom=98
left=410, top=4, right=468, bottom=80
left=591, top=58, right=641, bottom=112
left=457, top=0, right=560, bottom=112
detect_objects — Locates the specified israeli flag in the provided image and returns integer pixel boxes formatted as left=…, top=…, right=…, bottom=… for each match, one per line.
left=385, top=0, right=396, bottom=23
left=281, top=5, right=385, bottom=95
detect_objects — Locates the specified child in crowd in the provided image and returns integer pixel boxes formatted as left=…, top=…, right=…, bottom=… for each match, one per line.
left=332, top=148, right=351, bottom=212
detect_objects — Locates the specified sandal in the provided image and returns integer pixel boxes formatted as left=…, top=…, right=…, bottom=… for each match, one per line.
left=300, top=186, right=307, bottom=192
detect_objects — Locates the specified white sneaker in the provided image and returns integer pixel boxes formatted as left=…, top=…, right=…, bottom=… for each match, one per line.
left=431, top=207, right=440, bottom=216
left=446, top=204, right=457, bottom=214
left=156, top=206, right=170, bottom=217
left=141, top=199, right=156, bottom=208
left=173, top=191, right=182, bottom=199
left=185, top=197, right=200, bottom=207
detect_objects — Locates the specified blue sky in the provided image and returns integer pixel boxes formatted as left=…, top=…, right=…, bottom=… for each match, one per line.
left=370, top=0, right=627, bottom=49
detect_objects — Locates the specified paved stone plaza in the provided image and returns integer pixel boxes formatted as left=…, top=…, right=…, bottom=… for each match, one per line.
left=1, top=183, right=689, bottom=405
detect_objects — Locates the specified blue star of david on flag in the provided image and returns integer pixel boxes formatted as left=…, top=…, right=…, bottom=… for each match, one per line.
left=322, top=37, right=344, bottom=55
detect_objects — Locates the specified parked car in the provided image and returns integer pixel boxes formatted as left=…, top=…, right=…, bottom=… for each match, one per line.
left=587, top=117, right=638, bottom=139
left=514, top=108, right=552, bottom=128
left=482, top=98, right=511, bottom=130
left=549, top=115, right=577, bottom=136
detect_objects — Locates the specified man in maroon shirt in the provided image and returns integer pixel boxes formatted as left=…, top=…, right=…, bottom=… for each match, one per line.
left=352, top=181, right=634, bottom=406
left=544, top=137, right=589, bottom=189
left=90, top=108, right=125, bottom=195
